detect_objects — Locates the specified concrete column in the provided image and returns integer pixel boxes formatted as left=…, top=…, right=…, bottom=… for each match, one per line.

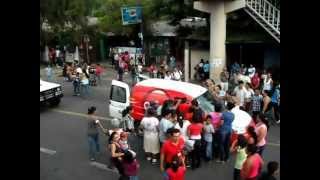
left=194, top=0, right=245, bottom=83
left=209, top=0, right=226, bottom=83
left=184, top=41, right=190, bottom=82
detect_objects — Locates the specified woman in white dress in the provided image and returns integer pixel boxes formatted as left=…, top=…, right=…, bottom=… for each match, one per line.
left=139, top=108, right=160, bottom=164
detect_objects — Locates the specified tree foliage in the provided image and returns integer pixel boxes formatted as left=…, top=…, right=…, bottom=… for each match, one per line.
left=40, top=0, right=96, bottom=46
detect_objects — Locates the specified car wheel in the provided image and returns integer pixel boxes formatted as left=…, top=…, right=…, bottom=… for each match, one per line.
left=49, top=98, right=61, bottom=107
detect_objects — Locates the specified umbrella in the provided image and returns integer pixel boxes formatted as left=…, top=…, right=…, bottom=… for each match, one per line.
left=231, top=106, right=252, bottom=134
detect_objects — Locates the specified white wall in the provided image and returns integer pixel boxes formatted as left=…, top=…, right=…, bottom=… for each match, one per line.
left=190, top=49, right=209, bottom=80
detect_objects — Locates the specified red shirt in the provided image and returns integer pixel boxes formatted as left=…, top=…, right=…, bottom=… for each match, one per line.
left=161, top=138, right=185, bottom=163
left=166, top=166, right=186, bottom=180
left=188, top=123, right=203, bottom=136
left=178, top=103, right=190, bottom=114
left=95, top=66, right=103, bottom=75
left=251, top=76, right=260, bottom=89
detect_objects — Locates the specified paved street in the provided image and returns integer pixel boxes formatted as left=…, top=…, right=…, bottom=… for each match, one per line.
left=40, top=64, right=280, bottom=180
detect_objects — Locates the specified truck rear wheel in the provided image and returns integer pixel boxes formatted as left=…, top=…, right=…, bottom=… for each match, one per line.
left=49, top=98, right=61, bottom=107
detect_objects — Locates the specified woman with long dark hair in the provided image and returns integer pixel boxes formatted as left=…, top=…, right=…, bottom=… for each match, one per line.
left=245, top=126, right=258, bottom=145
left=253, top=113, right=269, bottom=157
left=187, top=111, right=204, bottom=170
left=108, top=132, right=125, bottom=176
left=165, top=155, right=186, bottom=180
left=241, top=144, right=264, bottom=180
left=261, top=90, right=273, bottom=124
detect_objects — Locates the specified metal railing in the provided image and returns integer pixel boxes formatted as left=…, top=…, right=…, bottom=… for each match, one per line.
left=246, top=0, right=280, bottom=35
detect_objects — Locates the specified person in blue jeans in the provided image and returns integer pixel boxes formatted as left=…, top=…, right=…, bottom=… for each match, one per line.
left=73, top=73, right=81, bottom=96
left=203, top=115, right=215, bottom=161
left=87, top=106, right=107, bottom=161
left=80, top=72, right=90, bottom=97
left=218, top=102, right=235, bottom=163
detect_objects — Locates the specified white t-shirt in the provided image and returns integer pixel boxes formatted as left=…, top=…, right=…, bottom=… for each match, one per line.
left=174, top=120, right=191, bottom=141
left=239, top=75, right=251, bottom=84
left=56, top=50, right=60, bottom=58
left=234, top=86, right=248, bottom=106
left=138, top=65, right=143, bottom=73
left=141, top=117, right=159, bottom=136
left=114, top=54, right=119, bottom=61
left=263, top=78, right=272, bottom=91
left=81, top=78, right=89, bottom=85
left=76, top=67, right=83, bottom=74
left=246, top=88, right=254, bottom=99
left=164, top=74, right=172, bottom=80
left=159, top=118, right=174, bottom=142
left=173, top=71, right=182, bottom=81
left=248, top=67, right=256, bottom=78
left=203, top=123, right=215, bottom=142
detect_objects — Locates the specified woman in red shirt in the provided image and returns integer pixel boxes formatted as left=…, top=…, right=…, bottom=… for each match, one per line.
left=187, top=115, right=203, bottom=170
left=166, top=155, right=186, bottom=180
left=251, top=73, right=260, bottom=90
left=241, top=144, right=264, bottom=180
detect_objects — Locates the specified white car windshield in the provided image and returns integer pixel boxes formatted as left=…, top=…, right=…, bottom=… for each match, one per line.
left=196, top=91, right=215, bottom=113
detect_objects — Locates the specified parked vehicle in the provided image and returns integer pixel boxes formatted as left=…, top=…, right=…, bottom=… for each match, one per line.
left=40, top=79, right=63, bottom=106
left=109, top=78, right=252, bottom=137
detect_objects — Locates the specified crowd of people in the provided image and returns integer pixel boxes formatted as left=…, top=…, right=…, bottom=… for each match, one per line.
left=77, top=55, right=280, bottom=180
left=112, top=52, right=184, bottom=85
left=45, top=62, right=104, bottom=97
left=85, top=70, right=279, bottom=180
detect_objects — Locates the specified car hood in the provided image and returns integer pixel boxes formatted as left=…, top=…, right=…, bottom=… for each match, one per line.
left=40, top=80, right=61, bottom=92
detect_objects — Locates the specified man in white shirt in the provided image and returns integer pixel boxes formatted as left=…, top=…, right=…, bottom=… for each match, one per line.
left=247, top=64, right=256, bottom=78
left=233, top=81, right=248, bottom=108
left=114, top=53, right=119, bottom=69
left=173, top=68, right=182, bottom=81
left=76, top=65, right=83, bottom=74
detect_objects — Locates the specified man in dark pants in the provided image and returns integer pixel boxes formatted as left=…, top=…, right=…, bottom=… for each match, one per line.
left=218, top=102, right=235, bottom=163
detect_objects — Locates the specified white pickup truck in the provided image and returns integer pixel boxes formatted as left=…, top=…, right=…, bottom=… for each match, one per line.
left=40, top=80, right=63, bottom=106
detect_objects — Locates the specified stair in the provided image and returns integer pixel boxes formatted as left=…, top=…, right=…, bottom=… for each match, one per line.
left=244, top=0, right=280, bottom=43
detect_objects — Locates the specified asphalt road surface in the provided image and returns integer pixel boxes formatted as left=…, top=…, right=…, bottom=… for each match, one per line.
left=40, top=64, right=280, bottom=180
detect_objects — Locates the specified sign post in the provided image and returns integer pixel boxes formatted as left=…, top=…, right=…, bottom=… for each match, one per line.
left=121, top=7, right=142, bottom=25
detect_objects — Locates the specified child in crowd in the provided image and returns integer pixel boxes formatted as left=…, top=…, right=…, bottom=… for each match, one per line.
left=230, top=135, right=248, bottom=180
left=119, top=132, right=130, bottom=152
left=258, top=161, right=279, bottom=180
left=122, top=150, right=140, bottom=180
left=203, top=115, right=215, bottom=161
left=165, top=155, right=186, bottom=180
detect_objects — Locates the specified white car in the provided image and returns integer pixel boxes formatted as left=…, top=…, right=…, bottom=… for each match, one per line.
left=40, top=79, right=63, bottom=106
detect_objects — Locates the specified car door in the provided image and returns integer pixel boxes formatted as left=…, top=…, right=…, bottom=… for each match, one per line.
left=109, top=80, right=130, bottom=119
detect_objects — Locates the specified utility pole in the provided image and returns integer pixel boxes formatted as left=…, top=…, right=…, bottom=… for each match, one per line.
left=84, top=35, right=90, bottom=64
left=137, top=0, right=144, bottom=64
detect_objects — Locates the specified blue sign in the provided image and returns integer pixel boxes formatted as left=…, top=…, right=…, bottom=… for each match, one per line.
left=121, top=6, right=142, bottom=25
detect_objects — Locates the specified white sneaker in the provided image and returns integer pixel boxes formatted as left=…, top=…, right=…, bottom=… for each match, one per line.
left=152, top=159, right=157, bottom=164
left=147, top=157, right=152, bottom=161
